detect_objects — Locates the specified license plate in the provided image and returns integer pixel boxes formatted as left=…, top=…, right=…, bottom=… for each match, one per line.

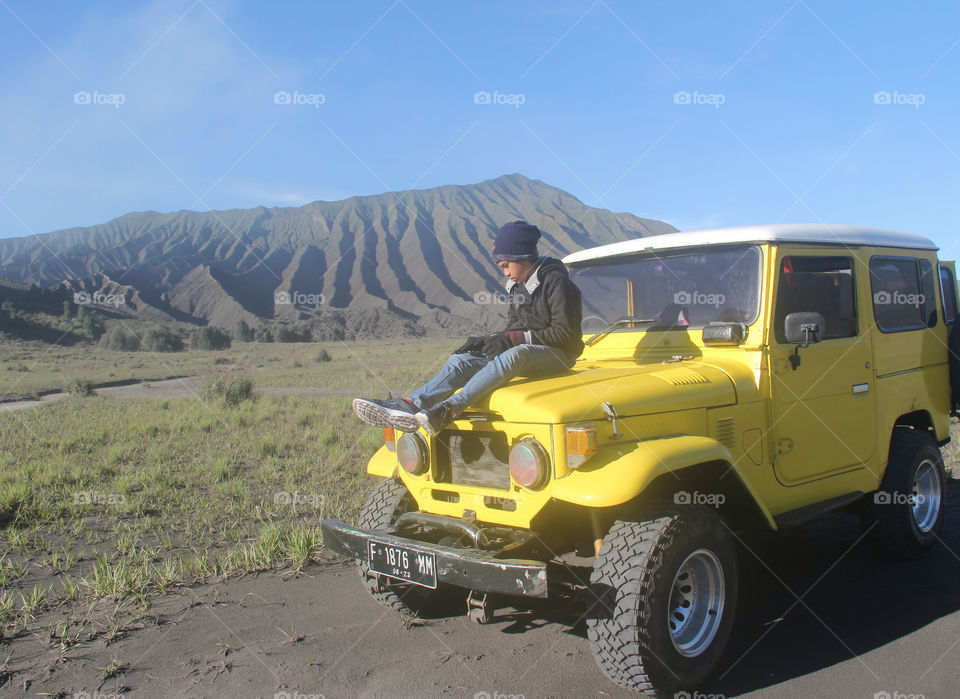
left=367, top=539, right=437, bottom=589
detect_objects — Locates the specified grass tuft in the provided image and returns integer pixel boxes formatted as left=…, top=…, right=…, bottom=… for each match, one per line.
left=65, top=379, right=94, bottom=397
left=201, top=375, right=255, bottom=406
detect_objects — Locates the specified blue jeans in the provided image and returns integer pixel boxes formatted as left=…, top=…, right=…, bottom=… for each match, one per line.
left=408, top=344, right=576, bottom=413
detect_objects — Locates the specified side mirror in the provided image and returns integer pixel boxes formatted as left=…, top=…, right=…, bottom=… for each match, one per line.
left=702, top=322, right=746, bottom=346
left=784, top=312, right=825, bottom=346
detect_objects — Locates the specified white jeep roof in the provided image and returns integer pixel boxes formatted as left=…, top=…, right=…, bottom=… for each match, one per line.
left=563, top=223, right=938, bottom=265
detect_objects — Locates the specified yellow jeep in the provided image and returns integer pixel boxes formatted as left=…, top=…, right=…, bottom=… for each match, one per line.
left=322, top=224, right=958, bottom=695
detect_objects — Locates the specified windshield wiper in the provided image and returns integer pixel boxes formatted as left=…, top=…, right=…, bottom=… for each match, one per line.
left=585, top=317, right=656, bottom=346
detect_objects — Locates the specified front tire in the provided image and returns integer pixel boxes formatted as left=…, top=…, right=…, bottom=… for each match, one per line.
left=357, top=479, right=464, bottom=616
left=865, top=428, right=946, bottom=559
left=587, top=505, right=738, bottom=695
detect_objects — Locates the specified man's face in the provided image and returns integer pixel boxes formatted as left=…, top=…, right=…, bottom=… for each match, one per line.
left=498, top=259, right=534, bottom=283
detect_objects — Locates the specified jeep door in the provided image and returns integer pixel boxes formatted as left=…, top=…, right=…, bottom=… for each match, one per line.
left=768, top=251, right=876, bottom=485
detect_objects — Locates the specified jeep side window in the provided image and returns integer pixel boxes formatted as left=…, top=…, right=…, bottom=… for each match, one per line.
left=870, top=256, right=938, bottom=332
left=939, top=264, right=958, bottom=325
left=773, top=256, right=857, bottom=343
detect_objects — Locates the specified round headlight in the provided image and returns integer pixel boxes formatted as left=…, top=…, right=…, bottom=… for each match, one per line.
left=509, top=438, right=549, bottom=490
left=397, top=432, right=428, bottom=475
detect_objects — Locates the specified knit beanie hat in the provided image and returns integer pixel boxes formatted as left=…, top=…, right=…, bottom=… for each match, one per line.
left=492, top=221, right=541, bottom=262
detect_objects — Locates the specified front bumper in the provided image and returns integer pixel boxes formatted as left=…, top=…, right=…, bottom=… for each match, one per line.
left=321, top=518, right=549, bottom=598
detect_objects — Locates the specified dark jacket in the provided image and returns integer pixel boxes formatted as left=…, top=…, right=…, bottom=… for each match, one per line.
left=503, top=256, right=584, bottom=358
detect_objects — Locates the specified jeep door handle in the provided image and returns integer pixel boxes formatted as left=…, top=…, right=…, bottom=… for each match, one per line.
left=852, top=383, right=869, bottom=395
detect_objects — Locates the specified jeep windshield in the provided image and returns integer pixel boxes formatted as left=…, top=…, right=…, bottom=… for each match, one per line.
left=569, top=245, right=762, bottom=333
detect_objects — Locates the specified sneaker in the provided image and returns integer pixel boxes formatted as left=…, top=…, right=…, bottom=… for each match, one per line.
left=352, top=396, right=419, bottom=428
left=415, top=402, right=454, bottom=437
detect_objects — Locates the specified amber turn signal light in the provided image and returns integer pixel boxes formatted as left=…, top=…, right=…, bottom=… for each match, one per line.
left=383, top=426, right=396, bottom=452
left=565, top=423, right=597, bottom=468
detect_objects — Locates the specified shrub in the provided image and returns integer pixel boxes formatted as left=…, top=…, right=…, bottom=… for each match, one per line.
left=201, top=375, right=255, bottom=407
left=65, top=379, right=94, bottom=397
left=253, top=325, right=274, bottom=343
left=141, top=326, right=183, bottom=352
left=234, top=320, right=253, bottom=342
left=314, top=349, right=331, bottom=362
left=189, top=326, right=232, bottom=351
left=275, top=325, right=312, bottom=343
left=99, top=325, right=141, bottom=351
left=81, top=311, right=105, bottom=340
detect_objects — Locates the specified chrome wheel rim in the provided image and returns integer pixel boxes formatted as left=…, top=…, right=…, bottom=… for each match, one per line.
left=912, top=458, right=941, bottom=533
left=668, top=548, right=726, bottom=658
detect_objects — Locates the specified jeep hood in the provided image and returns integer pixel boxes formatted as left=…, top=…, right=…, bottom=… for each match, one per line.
left=476, top=360, right=737, bottom=423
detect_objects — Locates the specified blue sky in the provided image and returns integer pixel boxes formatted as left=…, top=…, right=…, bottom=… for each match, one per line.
left=1, top=0, right=959, bottom=259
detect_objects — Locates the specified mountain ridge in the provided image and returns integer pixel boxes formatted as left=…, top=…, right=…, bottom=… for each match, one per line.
left=0, top=174, right=677, bottom=336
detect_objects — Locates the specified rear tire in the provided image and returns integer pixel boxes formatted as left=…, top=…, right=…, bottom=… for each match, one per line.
left=357, top=479, right=464, bottom=616
left=587, top=505, right=738, bottom=695
left=864, top=429, right=946, bottom=559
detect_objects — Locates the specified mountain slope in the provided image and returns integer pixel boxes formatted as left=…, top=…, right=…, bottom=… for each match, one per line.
left=0, top=174, right=676, bottom=334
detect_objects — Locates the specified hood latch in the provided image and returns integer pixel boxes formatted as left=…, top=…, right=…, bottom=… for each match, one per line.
left=602, top=401, right=622, bottom=440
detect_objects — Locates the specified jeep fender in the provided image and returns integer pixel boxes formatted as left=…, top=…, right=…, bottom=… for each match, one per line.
left=551, top=434, right=776, bottom=528
left=365, top=445, right=398, bottom=478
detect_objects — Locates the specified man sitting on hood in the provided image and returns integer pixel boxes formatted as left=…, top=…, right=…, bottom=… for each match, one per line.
left=353, top=220, right=584, bottom=436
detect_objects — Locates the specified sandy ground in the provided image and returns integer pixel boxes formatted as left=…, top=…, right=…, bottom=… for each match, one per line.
left=4, top=483, right=960, bottom=698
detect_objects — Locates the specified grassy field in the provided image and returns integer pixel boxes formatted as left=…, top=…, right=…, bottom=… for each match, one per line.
left=0, top=338, right=456, bottom=398
left=0, top=339, right=454, bottom=649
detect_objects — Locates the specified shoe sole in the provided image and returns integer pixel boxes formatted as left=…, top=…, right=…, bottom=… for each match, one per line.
left=414, top=412, right=436, bottom=437
left=352, top=399, right=416, bottom=429
left=391, top=413, right=422, bottom=433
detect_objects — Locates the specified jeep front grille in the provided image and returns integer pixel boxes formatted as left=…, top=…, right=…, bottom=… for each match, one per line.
left=436, top=430, right=511, bottom=490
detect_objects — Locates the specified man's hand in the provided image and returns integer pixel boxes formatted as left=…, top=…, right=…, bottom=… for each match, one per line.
left=482, top=333, right=511, bottom=359
left=454, top=335, right=486, bottom=354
